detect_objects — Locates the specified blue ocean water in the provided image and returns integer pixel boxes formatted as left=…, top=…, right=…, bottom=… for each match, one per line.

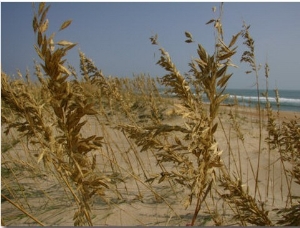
left=224, top=89, right=300, bottom=112
left=158, top=87, right=299, bottom=112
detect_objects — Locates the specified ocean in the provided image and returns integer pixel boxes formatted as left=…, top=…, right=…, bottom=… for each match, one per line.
left=158, top=88, right=300, bottom=112
left=223, top=89, right=300, bottom=112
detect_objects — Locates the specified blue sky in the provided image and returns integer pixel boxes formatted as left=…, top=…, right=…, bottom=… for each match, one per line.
left=1, top=2, right=300, bottom=90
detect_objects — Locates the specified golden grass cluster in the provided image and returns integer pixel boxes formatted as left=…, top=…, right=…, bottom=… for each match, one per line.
left=1, top=2, right=299, bottom=226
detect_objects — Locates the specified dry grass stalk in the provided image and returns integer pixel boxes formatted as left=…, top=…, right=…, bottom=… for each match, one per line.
left=219, top=172, right=273, bottom=226
left=1, top=194, right=45, bottom=226
left=240, top=21, right=263, bottom=200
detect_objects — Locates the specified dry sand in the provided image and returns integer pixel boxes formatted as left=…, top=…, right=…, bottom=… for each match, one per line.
left=1, top=104, right=299, bottom=226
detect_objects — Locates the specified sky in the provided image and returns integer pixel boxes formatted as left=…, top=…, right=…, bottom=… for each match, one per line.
left=1, top=2, right=300, bottom=90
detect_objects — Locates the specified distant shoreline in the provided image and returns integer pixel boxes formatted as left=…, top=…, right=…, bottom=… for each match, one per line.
left=158, top=88, right=300, bottom=113
left=165, top=96, right=300, bottom=121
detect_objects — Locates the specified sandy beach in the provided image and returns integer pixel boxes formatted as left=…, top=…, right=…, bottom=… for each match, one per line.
left=1, top=101, right=299, bottom=226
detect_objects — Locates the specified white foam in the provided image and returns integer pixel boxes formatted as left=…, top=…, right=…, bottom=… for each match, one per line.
left=228, top=95, right=300, bottom=107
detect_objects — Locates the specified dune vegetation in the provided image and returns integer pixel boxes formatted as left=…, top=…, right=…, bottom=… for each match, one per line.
left=1, top=3, right=299, bottom=226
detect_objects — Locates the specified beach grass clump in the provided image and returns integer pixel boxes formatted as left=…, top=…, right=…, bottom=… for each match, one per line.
left=2, top=3, right=113, bottom=225
left=121, top=3, right=244, bottom=226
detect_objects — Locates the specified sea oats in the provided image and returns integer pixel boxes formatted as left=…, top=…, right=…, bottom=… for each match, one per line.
left=1, top=2, right=299, bottom=226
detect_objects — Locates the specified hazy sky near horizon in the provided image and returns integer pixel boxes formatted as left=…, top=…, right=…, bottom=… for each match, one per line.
left=1, top=2, right=300, bottom=90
